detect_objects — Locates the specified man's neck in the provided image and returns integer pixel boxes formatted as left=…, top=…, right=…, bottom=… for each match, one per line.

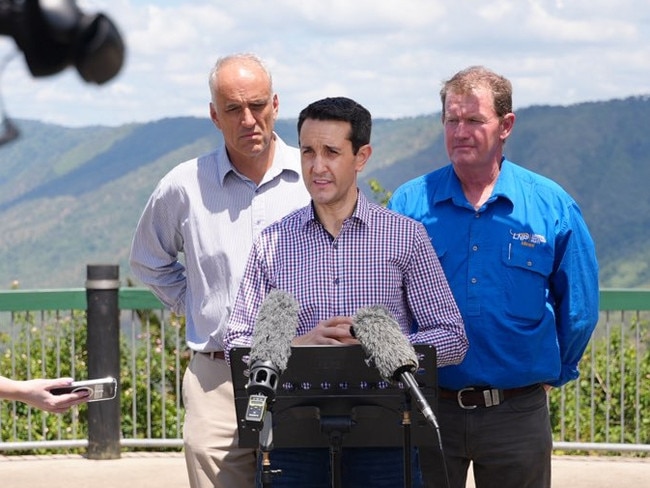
left=455, top=160, right=501, bottom=210
left=313, top=191, right=358, bottom=238
left=228, top=137, right=276, bottom=185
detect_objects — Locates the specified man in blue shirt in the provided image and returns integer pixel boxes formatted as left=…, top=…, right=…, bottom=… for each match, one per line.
left=226, top=96, right=468, bottom=487
left=388, top=66, right=599, bottom=488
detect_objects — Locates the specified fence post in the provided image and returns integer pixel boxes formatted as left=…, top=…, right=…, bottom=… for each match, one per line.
left=85, top=264, right=121, bottom=459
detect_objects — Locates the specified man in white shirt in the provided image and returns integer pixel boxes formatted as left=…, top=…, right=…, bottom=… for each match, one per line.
left=130, top=53, right=310, bottom=488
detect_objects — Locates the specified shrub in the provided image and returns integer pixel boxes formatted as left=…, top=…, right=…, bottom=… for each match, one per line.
left=0, top=309, right=190, bottom=453
left=548, top=317, right=650, bottom=455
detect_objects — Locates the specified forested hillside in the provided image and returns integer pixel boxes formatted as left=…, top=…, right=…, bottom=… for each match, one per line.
left=0, top=96, right=648, bottom=289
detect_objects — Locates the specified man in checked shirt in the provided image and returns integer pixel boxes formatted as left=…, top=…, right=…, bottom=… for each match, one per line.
left=225, top=96, right=468, bottom=487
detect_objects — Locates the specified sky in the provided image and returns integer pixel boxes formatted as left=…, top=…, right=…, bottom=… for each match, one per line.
left=1, top=0, right=648, bottom=128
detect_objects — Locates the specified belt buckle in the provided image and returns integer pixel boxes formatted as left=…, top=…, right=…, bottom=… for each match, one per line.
left=457, top=387, right=477, bottom=410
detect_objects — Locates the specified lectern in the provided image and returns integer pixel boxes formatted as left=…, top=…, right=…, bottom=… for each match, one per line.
left=230, top=344, right=438, bottom=487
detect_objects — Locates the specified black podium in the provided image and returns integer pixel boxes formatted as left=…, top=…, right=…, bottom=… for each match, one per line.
left=230, top=344, right=438, bottom=486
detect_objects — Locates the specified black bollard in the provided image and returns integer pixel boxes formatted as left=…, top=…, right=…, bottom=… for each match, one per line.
left=86, top=264, right=121, bottom=459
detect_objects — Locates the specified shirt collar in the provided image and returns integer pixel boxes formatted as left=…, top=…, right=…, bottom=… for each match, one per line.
left=490, top=158, right=515, bottom=204
left=432, top=157, right=515, bottom=208
left=300, top=189, right=371, bottom=229
left=215, top=133, right=301, bottom=186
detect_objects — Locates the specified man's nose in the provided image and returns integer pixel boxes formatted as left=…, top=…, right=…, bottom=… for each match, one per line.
left=241, top=108, right=255, bottom=126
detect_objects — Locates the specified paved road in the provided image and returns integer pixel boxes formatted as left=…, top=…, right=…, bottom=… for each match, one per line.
left=1, top=452, right=649, bottom=487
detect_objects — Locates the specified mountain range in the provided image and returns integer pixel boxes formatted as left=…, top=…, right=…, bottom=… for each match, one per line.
left=1, top=95, right=649, bottom=289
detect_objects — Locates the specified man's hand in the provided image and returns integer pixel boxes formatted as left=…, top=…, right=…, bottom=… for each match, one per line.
left=292, top=316, right=359, bottom=346
left=16, top=378, right=90, bottom=414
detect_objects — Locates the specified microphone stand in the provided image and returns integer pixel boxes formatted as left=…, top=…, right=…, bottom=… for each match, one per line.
left=320, top=416, right=351, bottom=488
left=231, top=345, right=440, bottom=488
left=259, top=411, right=281, bottom=487
left=402, top=392, right=413, bottom=488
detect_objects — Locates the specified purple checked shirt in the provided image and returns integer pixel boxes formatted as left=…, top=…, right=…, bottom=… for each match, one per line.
left=224, top=191, right=468, bottom=367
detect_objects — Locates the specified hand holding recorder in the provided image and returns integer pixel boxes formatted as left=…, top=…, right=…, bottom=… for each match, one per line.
left=51, top=376, right=117, bottom=402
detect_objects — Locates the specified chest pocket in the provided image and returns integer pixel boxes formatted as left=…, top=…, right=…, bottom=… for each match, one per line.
left=501, top=242, right=554, bottom=323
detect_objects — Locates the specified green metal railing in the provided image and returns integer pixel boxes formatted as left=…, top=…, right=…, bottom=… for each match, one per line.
left=0, top=287, right=163, bottom=311
left=0, top=287, right=648, bottom=454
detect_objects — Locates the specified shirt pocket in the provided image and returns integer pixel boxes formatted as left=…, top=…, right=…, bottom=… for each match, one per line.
left=501, top=242, right=553, bottom=323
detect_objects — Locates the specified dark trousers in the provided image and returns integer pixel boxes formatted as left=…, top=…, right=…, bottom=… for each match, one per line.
left=421, top=385, right=552, bottom=488
left=259, top=447, right=423, bottom=487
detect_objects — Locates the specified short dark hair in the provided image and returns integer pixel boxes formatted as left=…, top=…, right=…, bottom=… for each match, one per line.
left=297, top=97, right=371, bottom=154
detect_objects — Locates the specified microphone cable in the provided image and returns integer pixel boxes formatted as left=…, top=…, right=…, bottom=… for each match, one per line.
left=430, top=402, right=451, bottom=488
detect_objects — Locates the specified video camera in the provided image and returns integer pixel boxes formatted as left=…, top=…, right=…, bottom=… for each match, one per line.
left=0, top=0, right=125, bottom=84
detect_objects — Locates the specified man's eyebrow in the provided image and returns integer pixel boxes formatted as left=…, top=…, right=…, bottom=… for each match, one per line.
left=324, top=144, right=341, bottom=152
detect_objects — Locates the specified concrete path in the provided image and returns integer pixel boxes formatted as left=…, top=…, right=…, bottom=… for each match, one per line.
left=1, top=452, right=648, bottom=487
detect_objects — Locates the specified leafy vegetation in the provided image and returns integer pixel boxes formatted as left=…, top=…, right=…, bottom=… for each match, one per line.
left=0, top=311, right=90, bottom=451
left=367, top=178, right=392, bottom=207
left=0, top=310, right=190, bottom=453
left=1, top=310, right=647, bottom=456
left=549, top=316, right=650, bottom=455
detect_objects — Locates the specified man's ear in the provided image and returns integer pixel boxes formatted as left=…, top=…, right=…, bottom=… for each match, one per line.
left=272, top=93, right=279, bottom=120
left=355, top=144, right=372, bottom=172
left=500, top=112, right=515, bottom=141
left=209, top=102, right=221, bottom=130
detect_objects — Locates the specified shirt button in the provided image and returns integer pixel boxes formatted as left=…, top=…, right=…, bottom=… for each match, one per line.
left=334, top=278, right=340, bottom=285
left=471, top=277, right=477, bottom=284
left=472, top=245, right=478, bottom=251
left=527, top=260, right=533, bottom=267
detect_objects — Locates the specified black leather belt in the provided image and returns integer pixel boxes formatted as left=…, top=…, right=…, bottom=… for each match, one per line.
left=439, top=384, right=540, bottom=409
left=198, top=350, right=225, bottom=360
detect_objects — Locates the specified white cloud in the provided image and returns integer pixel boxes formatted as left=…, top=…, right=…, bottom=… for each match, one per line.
left=0, top=0, right=647, bottom=127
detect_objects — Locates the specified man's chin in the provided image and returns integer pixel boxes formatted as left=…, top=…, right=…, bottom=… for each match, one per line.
left=238, top=141, right=270, bottom=157
left=310, top=191, right=335, bottom=207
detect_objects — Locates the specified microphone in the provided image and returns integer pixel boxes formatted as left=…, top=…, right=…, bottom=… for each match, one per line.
left=351, top=305, right=439, bottom=430
left=244, top=289, right=299, bottom=426
left=1, top=0, right=125, bottom=84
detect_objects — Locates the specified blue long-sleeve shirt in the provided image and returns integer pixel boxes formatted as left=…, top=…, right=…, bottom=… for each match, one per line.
left=388, top=159, right=599, bottom=389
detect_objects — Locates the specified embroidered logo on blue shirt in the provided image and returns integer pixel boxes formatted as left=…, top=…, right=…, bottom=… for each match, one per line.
left=510, top=229, right=547, bottom=248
